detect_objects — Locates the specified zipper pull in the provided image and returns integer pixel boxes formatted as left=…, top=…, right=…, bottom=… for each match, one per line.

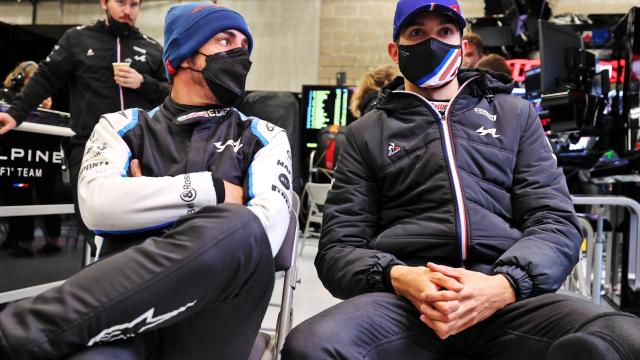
left=486, top=88, right=495, bottom=104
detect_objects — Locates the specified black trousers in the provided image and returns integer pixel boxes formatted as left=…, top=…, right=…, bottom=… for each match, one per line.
left=283, top=292, right=640, bottom=360
left=0, top=205, right=275, bottom=360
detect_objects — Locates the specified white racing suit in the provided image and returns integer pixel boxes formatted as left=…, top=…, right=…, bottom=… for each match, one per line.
left=0, top=97, right=292, bottom=360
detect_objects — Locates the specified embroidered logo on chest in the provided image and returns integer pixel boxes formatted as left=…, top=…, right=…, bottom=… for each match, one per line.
left=214, top=139, right=244, bottom=153
left=474, top=108, right=497, bottom=122
left=476, top=126, right=500, bottom=138
left=388, top=142, right=401, bottom=156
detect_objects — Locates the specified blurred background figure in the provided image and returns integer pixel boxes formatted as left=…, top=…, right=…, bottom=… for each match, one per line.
left=0, top=61, right=60, bottom=257
left=476, top=53, right=513, bottom=77
left=462, top=32, right=484, bottom=68
left=1, top=62, right=52, bottom=109
left=349, top=64, right=398, bottom=118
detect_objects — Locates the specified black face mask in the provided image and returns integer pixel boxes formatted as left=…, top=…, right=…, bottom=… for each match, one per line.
left=398, top=37, right=462, bottom=89
left=190, top=48, right=252, bottom=106
left=106, top=11, right=133, bottom=37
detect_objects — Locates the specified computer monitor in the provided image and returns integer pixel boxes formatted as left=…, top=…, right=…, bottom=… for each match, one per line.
left=301, top=85, right=355, bottom=149
left=539, top=20, right=582, bottom=93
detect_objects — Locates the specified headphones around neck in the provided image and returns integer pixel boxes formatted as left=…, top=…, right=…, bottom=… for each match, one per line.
left=11, top=61, right=37, bottom=90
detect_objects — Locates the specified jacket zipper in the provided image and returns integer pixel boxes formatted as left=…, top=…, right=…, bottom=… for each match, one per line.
left=117, top=37, right=125, bottom=111
left=394, top=76, right=479, bottom=266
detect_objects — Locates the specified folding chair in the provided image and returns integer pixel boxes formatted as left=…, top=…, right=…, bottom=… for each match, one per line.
left=250, top=193, right=301, bottom=360
left=299, top=182, right=330, bottom=256
left=308, top=150, right=334, bottom=184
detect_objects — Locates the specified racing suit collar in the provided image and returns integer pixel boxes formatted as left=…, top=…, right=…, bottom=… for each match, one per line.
left=163, top=96, right=233, bottom=126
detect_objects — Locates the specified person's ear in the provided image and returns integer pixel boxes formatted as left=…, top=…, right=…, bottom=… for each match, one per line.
left=180, top=55, right=196, bottom=69
left=388, top=41, right=399, bottom=64
left=462, top=39, right=468, bottom=53
left=100, top=0, right=108, bottom=11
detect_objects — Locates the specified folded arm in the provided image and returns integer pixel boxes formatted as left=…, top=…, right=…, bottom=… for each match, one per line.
left=78, top=109, right=218, bottom=234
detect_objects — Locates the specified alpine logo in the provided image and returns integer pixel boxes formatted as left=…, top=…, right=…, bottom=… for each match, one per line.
left=476, top=126, right=500, bottom=138
left=388, top=142, right=401, bottom=156
left=214, top=139, right=243, bottom=153
left=87, top=49, right=95, bottom=57
left=474, top=108, right=497, bottom=122
left=134, top=55, right=147, bottom=63
left=87, top=300, right=197, bottom=346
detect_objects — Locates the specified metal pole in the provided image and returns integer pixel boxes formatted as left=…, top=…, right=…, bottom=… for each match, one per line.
left=592, top=206, right=605, bottom=304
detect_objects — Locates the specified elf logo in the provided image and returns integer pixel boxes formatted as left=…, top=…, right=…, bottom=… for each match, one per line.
left=388, top=142, right=401, bottom=156
left=474, top=108, right=496, bottom=122
left=476, top=126, right=500, bottom=138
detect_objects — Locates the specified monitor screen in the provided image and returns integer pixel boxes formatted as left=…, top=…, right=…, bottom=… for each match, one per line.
left=539, top=20, right=581, bottom=93
left=301, top=85, right=355, bottom=149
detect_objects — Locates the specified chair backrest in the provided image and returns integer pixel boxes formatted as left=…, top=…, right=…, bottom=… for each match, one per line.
left=274, top=211, right=299, bottom=272
left=291, top=191, right=301, bottom=217
left=306, top=183, right=331, bottom=206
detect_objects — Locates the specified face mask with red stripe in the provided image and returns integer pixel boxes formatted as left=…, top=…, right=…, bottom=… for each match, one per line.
left=398, top=37, right=462, bottom=89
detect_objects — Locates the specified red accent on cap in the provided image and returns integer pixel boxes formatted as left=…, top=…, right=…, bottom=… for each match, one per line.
left=451, top=5, right=460, bottom=12
left=165, top=59, right=176, bottom=75
left=191, top=4, right=223, bottom=14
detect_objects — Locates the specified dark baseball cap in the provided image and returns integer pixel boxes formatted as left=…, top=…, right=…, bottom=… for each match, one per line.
left=393, top=0, right=466, bottom=40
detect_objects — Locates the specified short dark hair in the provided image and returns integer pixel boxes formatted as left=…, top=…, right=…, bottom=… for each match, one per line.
left=475, top=54, right=511, bottom=76
left=463, top=32, right=484, bottom=54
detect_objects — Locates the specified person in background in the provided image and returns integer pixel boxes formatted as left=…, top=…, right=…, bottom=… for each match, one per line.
left=462, top=31, right=484, bottom=68
left=0, top=61, right=59, bottom=256
left=0, top=61, right=52, bottom=108
left=0, top=0, right=169, bottom=247
left=349, top=64, right=399, bottom=118
left=476, top=53, right=513, bottom=77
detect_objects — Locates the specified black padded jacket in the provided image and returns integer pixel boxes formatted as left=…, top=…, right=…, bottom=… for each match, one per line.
left=7, top=20, right=169, bottom=144
left=315, top=69, right=581, bottom=301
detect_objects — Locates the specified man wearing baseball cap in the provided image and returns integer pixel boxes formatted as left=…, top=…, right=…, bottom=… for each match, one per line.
left=284, top=0, right=640, bottom=359
left=0, top=3, right=292, bottom=359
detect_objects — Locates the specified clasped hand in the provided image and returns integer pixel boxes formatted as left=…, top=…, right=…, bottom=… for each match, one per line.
left=390, top=262, right=515, bottom=339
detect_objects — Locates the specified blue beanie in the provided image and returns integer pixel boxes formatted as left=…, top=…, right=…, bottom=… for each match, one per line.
left=162, top=2, right=253, bottom=79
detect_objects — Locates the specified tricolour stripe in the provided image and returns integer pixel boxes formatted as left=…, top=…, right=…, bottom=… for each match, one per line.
left=439, top=49, right=461, bottom=82
left=117, top=37, right=125, bottom=111
left=416, top=47, right=457, bottom=86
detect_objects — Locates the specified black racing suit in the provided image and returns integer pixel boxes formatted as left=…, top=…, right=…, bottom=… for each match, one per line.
left=8, top=20, right=168, bottom=141
left=0, top=97, right=293, bottom=360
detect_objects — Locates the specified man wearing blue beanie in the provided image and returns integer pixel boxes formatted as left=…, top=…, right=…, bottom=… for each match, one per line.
left=0, top=3, right=292, bottom=359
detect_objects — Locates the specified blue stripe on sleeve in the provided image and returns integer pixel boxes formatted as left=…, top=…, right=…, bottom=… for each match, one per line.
left=93, top=220, right=175, bottom=235
left=116, top=109, right=139, bottom=177
left=247, top=164, right=255, bottom=202
left=250, top=119, right=269, bottom=146
left=117, top=108, right=139, bottom=138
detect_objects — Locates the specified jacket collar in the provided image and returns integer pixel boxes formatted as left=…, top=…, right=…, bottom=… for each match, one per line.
left=162, top=96, right=233, bottom=126
left=375, top=69, right=515, bottom=113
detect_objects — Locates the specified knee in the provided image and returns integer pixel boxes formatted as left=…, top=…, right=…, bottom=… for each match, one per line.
left=282, top=317, right=346, bottom=360
left=549, top=312, right=640, bottom=360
